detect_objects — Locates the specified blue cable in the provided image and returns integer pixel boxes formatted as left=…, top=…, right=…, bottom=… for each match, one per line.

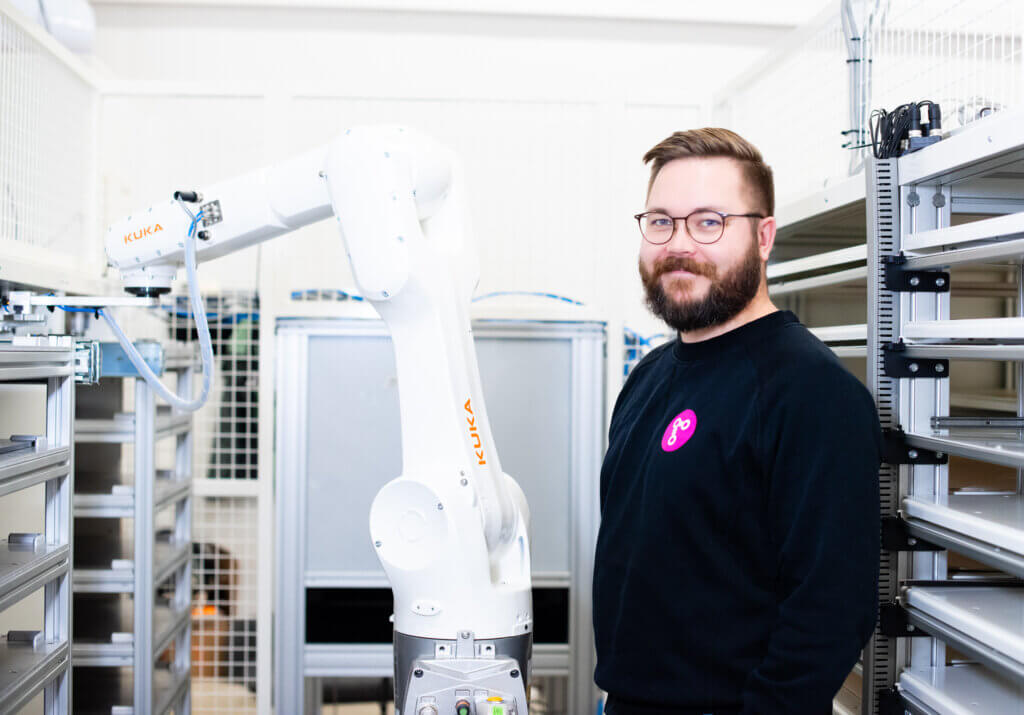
left=289, top=289, right=365, bottom=302
left=472, top=290, right=584, bottom=306
left=187, top=211, right=205, bottom=238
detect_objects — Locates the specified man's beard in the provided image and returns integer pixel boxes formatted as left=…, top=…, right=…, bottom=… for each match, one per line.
left=639, top=239, right=763, bottom=334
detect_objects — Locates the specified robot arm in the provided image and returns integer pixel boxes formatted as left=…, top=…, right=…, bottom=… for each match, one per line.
left=108, top=130, right=533, bottom=710
left=108, top=125, right=521, bottom=552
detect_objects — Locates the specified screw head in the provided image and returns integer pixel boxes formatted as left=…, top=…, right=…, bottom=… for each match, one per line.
left=908, top=449, right=919, bottom=459
left=413, top=668, right=423, bottom=678
left=460, top=478, right=468, bottom=486
left=510, top=669, right=520, bottom=678
left=908, top=538, right=918, bottom=546
left=935, top=364, right=945, bottom=373
left=909, top=276, right=921, bottom=287
left=908, top=624, right=916, bottom=632
left=437, top=503, right=444, bottom=510
left=935, top=277, right=946, bottom=287
left=374, top=540, right=382, bottom=548
left=908, top=362, right=919, bottom=372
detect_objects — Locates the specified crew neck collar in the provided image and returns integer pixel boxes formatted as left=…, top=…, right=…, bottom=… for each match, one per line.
left=671, top=310, right=798, bottom=363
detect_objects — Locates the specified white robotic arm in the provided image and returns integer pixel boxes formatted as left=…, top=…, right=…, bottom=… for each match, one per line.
left=108, top=126, right=532, bottom=714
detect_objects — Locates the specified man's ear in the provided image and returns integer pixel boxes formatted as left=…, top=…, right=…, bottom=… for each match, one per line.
left=758, top=216, right=776, bottom=261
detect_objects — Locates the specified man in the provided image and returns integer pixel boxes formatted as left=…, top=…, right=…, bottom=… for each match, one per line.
left=593, top=128, right=882, bottom=715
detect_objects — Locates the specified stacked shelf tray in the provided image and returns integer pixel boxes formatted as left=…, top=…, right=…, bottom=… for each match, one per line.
left=73, top=341, right=195, bottom=714
left=0, top=339, right=75, bottom=713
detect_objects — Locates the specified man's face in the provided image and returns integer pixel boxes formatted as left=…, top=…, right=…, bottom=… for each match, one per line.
left=638, top=157, right=772, bottom=333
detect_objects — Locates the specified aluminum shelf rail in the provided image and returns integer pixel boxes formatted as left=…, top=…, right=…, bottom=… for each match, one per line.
left=0, top=639, right=70, bottom=714
left=0, top=345, right=75, bottom=381
left=866, top=109, right=1024, bottom=715
left=0, top=539, right=70, bottom=612
left=73, top=665, right=190, bottom=715
left=75, top=412, right=191, bottom=443
left=807, top=324, right=867, bottom=359
left=0, top=338, right=74, bottom=714
left=902, top=586, right=1024, bottom=684
left=72, top=595, right=189, bottom=667
left=905, top=237, right=1024, bottom=270
left=902, top=317, right=1024, bottom=344
left=0, top=446, right=71, bottom=497
left=904, top=430, right=1024, bottom=471
left=73, top=470, right=190, bottom=519
left=72, top=340, right=193, bottom=715
left=899, top=665, right=1024, bottom=714
left=74, top=536, right=190, bottom=594
left=905, top=211, right=1024, bottom=253
left=903, top=494, right=1024, bottom=579
left=768, top=245, right=867, bottom=297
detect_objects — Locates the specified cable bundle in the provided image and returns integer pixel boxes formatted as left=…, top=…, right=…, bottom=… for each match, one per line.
left=869, top=101, right=942, bottom=159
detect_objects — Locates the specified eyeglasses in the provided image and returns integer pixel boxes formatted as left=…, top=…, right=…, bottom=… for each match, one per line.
left=634, top=209, right=765, bottom=245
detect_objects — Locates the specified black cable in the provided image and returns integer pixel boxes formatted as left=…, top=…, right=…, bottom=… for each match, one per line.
left=869, top=101, right=940, bottom=159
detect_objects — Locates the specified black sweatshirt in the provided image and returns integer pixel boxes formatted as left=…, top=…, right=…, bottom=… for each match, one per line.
left=593, top=310, right=882, bottom=715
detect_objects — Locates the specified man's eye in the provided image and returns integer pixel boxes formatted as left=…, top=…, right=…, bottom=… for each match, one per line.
left=699, top=219, right=723, bottom=228
left=650, top=218, right=673, bottom=227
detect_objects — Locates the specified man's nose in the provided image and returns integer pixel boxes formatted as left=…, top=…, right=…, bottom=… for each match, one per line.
left=665, top=220, right=700, bottom=253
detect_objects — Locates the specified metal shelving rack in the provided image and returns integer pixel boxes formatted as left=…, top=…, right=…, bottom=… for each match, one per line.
left=0, top=337, right=74, bottom=714
left=865, top=108, right=1024, bottom=714
left=72, top=341, right=194, bottom=714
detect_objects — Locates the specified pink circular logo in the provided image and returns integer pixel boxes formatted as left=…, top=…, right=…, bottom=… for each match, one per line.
left=661, top=409, right=697, bottom=452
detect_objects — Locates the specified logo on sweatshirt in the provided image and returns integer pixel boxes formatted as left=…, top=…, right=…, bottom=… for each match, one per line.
left=661, top=409, right=697, bottom=452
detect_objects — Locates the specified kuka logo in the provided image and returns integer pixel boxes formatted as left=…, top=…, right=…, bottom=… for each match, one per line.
left=123, top=223, right=164, bottom=245
left=661, top=409, right=697, bottom=452
left=464, top=398, right=487, bottom=465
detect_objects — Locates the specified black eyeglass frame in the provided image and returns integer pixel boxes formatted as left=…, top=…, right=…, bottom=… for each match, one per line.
left=633, top=209, right=766, bottom=245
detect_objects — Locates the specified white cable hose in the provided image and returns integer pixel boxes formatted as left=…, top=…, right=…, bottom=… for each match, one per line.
left=100, top=230, right=214, bottom=412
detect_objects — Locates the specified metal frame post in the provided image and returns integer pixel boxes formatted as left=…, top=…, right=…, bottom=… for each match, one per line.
left=174, top=365, right=194, bottom=714
left=134, top=378, right=156, bottom=711
left=865, top=157, right=902, bottom=714
left=43, top=357, right=73, bottom=715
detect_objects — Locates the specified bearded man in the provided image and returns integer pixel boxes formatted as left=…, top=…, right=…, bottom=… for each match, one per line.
left=593, top=128, right=882, bottom=715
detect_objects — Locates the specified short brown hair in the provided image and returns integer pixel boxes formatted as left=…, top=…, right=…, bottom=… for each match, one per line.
left=643, top=128, right=774, bottom=217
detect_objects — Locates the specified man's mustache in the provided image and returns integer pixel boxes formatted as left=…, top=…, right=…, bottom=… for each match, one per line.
left=652, top=255, right=717, bottom=280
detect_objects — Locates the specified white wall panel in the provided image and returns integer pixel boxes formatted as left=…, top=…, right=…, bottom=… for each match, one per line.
left=268, top=97, right=606, bottom=307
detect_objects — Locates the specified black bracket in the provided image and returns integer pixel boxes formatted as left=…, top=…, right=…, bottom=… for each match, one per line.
left=879, top=687, right=906, bottom=715
left=883, top=428, right=948, bottom=465
left=882, top=254, right=950, bottom=292
left=883, top=342, right=949, bottom=379
left=882, top=516, right=942, bottom=552
left=880, top=603, right=927, bottom=638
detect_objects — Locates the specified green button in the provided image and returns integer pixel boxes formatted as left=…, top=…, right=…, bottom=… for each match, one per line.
left=457, top=708, right=469, bottom=715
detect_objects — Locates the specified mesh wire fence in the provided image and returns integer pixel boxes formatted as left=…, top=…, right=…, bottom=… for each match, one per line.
left=167, top=292, right=260, bottom=713
left=869, top=0, right=1024, bottom=127
left=0, top=7, right=95, bottom=255
left=714, top=0, right=1024, bottom=205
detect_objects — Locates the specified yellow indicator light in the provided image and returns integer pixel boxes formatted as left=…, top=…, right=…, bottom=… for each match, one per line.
left=486, top=697, right=503, bottom=703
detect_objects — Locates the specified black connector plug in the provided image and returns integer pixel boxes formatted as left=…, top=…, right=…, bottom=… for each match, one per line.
left=173, top=190, right=201, bottom=203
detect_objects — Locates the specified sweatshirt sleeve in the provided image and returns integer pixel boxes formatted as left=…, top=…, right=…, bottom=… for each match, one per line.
left=741, top=367, right=882, bottom=714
